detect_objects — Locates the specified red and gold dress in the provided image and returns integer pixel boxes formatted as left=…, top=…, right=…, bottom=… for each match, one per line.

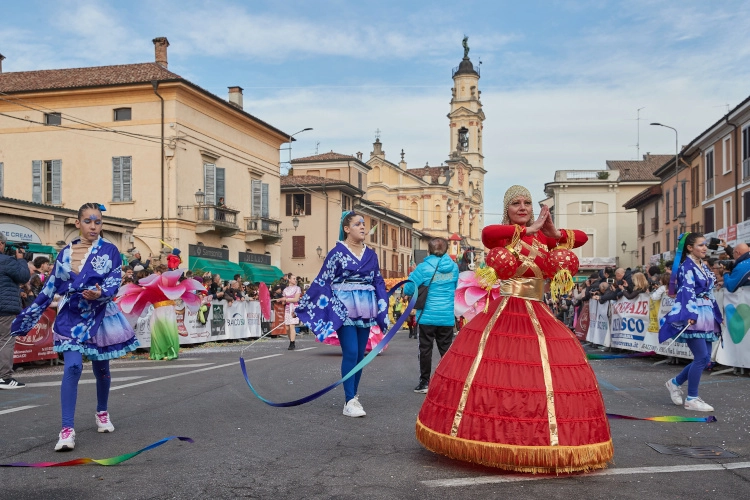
left=415, top=225, right=613, bottom=473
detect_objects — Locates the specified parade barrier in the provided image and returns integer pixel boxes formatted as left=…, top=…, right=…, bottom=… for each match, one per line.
left=134, top=300, right=263, bottom=348
left=585, top=287, right=750, bottom=367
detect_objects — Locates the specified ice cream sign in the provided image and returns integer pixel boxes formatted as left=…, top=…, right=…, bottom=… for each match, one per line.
left=0, top=223, right=42, bottom=243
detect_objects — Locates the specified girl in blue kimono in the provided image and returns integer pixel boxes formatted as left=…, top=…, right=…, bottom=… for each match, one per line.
left=296, top=211, right=389, bottom=418
left=661, top=232, right=722, bottom=412
left=12, top=203, right=139, bottom=451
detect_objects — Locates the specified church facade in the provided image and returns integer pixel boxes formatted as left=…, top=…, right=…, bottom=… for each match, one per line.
left=364, top=50, right=486, bottom=256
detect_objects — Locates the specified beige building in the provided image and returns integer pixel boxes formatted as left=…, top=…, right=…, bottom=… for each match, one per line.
left=281, top=155, right=418, bottom=281
left=0, top=37, right=289, bottom=281
left=544, top=154, right=671, bottom=271
left=363, top=51, right=486, bottom=255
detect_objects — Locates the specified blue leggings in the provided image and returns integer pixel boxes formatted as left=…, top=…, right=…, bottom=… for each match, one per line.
left=61, top=351, right=111, bottom=429
left=338, top=325, right=370, bottom=403
left=674, top=338, right=712, bottom=398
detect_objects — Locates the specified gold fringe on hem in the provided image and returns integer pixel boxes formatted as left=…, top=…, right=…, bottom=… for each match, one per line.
left=416, top=419, right=613, bottom=474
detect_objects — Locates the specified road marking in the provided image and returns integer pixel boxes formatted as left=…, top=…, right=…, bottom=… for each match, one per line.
left=25, top=376, right=145, bottom=388
left=0, top=405, right=40, bottom=416
left=110, top=354, right=283, bottom=390
left=18, top=363, right=215, bottom=378
left=294, top=347, right=317, bottom=352
left=421, top=462, right=750, bottom=487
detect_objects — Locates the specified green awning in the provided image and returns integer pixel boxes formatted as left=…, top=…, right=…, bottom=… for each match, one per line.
left=26, top=244, right=58, bottom=258
left=239, top=262, right=283, bottom=285
left=189, top=257, right=244, bottom=281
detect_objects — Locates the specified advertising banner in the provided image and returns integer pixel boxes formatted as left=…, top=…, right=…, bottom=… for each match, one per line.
left=13, top=308, right=58, bottom=362
left=586, top=300, right=611, bottom=346
left=574, top=302, right=590, bottom=340
left=716, top=288, right=750, bottom=368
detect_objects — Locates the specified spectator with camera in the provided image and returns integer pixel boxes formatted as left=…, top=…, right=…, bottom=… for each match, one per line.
left=722, top=243, right=750, bottom=293
left=0, top=233, right=31, bottom=389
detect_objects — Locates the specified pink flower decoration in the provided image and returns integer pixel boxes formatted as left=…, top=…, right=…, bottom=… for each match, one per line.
left=454, top=270, right=500, bottom=322
left=117, top=270, right=206, bottom=318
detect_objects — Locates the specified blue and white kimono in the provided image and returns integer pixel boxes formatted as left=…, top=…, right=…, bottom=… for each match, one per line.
left=659, top=257, right=723, bottom=344
left=297, top=242, right=389, bottom=342
left=12, top=237, right=139, bottom=360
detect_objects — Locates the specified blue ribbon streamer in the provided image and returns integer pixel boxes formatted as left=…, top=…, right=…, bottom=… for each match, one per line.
left=669, top=232, right=689, bottom=295
left=240, top=280, right=416, bottom=407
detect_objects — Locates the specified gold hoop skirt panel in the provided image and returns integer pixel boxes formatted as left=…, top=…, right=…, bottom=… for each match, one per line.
left=416, top=295, right=613, bottom=474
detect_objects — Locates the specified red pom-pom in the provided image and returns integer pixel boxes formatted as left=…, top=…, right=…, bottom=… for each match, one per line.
left=485, top=247, right=519, bottom=280
left=548, top=248, right=579, bottom=276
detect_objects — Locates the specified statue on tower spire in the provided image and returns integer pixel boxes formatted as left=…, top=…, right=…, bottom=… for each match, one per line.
left=462, top=35, right=469, bottom=59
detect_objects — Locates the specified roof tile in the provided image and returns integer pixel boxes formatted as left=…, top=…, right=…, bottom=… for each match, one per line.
left=291, top=151, right=358, bottom=163
left=605, top=154, right=673, bottom=181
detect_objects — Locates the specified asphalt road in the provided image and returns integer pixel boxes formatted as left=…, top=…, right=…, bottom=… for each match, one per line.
left=1, top=330, right=749, bottom=500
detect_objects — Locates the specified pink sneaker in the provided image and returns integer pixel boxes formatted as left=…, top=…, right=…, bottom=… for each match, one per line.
left=55, top=427, right=75, bottom=451
left=96, top=411, right=115, bottom=433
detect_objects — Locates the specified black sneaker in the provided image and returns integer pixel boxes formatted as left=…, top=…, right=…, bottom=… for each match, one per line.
left=413, top=382, right=428, bottom=394
left=0, top=378, right=25, bottom=390
left=288, top=341, right=296, bottom=351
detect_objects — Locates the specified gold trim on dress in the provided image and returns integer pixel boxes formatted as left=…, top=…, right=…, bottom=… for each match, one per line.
left=450, top=296, right=510, bottom=437
left=417, top=418, right=613, bottom=474
left=500, top=277, right=544, bottom=301
left=153, top=300, right=176, bottom=308
left=525, top=300, right=559, bottom=446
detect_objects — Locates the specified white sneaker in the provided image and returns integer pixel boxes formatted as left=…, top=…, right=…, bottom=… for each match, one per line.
left=96, top=411, right=115, bottom=433
left=350, top=395, right=363, bottom=409
left=665, top=379, right=683, bottom=406
left=684, top=397, right=714, bottom=412
left=55, top=428, right=75, bottom=451
left=343, top=398, right=366, bottom=417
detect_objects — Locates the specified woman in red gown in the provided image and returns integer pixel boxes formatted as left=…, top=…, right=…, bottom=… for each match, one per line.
left=416, top=185, right=613, bottom=473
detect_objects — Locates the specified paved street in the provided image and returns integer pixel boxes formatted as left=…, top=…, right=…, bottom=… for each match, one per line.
left=1, top=330, right=750, bottom=500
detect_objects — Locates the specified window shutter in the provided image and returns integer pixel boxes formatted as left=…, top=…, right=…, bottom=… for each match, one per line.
left=305, top=194, right=312, bottom=215
left=32, top=160, right=42, bottom=203
left=122, top=156, right=132, bottom=201
left=292, top=235, right=305, bottom=258
left=251, top=179, right=262, bottom=216
left=261, top=183, right=269, bottom=218
left=51, top=159, right=62, bottom=205
left=216, top=167, right=225, bottom=202
left=204, top=163, right=216, bottom=205
left=0, top=162, right=3, bottom=198
left=286, top=194, right=292, bottom=216
left=112, top=157, right=122, bottom=202
left=744, top=191, right=750, bottom=221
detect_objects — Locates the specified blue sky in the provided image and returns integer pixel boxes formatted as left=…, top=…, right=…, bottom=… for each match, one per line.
left=3, top=0, right=749, bottom=223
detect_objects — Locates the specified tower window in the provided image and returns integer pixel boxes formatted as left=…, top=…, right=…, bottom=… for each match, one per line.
left=458, top=127, right=469, bottom=152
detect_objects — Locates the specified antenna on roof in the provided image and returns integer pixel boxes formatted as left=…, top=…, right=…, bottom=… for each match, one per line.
left=315, top=141, right=320, bottom=154
left=636, top=107, right=645, bottom=160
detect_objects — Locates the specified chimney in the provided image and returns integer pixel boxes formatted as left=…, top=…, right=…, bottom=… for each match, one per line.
left=152, top=37, right=170, bottom=69
left=645, top=152, right=650, bottom=161
left=356, top=152, right=363, bottom=161
left=227, top=86, right=244, bottom=110
left=0, top=54, right=5, bottom=73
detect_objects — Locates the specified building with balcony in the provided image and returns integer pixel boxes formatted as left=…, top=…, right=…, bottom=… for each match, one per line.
left=0, top=37, right=289, bottom=280
left=544, top=154, right=671, bottom=271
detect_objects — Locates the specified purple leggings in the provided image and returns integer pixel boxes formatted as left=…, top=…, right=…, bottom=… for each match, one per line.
left=674, top=338, right=712, bottom=398
left=61, top=350, right=111, bottom=429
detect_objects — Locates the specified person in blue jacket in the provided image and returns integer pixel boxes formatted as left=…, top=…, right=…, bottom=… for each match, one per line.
left=403, top=237, right=459, bottom=394
left=722, top=243, right=750, bottom=293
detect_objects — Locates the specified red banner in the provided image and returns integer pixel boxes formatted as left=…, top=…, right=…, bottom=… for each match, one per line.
left=14, top=308, right=58, bottom=363
left=574, top=302, right=590, bottom=341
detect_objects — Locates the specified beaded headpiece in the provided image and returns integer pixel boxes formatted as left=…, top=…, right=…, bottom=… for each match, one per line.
left=502, top=185, right=534, bottom=225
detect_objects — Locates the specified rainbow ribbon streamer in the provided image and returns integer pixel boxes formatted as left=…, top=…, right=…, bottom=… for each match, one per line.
left=587, top=351, right=657, bottom=360
left=607, top=413, right=717, bottom=423
left=241, top=281, right=416, bottom=407
left=0, top=436, right=193, bottom=467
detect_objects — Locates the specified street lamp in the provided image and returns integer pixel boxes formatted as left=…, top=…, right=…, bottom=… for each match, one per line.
left=281, top=216, right=300, bottom=233
left=194, top=189, right=205, bottom=205
left=316, top=246, right=323, bottom=258
left=651, top=122, right=685, bottom=224
left=283, top=128, right=313, bottom=169
left=621, top=241, right=639, bottom=257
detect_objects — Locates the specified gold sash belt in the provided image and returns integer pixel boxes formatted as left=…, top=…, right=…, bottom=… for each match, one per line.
left=500, top=278, right=544, bottom=301
left=153, top=300, right=176, bottom=308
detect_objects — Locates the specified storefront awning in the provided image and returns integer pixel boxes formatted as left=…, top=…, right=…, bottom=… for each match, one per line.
left=238, top=262, right=283, bottom=284
left=26, top=244, right=58, bottom=258
left=189, top=257, right=244, bottom=281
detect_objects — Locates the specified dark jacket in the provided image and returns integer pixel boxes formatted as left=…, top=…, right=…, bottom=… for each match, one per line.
left=128, top=257, right=151, bottom=269
left=0, top=254, right=32, bottom=316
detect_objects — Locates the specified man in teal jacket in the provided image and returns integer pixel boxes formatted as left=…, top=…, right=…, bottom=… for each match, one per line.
left=403, top=237, right=459, bottom=393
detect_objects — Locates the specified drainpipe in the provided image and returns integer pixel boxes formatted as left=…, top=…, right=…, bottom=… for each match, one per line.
left=152, top=80, right=165, bottom=248
left=726, top=118, right=739, bottom=225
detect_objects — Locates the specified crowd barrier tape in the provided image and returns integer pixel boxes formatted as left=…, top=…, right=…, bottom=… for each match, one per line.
left=584, top=288, right=750, bottom=368
left=134, top=299, right=263, bottom=348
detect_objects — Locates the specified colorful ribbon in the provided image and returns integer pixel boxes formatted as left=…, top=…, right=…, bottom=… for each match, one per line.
left=0, top=436, right=193, bottom=467
left=587, top=351, right=656, bottom=360
left=669, top=232, right=689, bottom=295
left=607, top=413, right=716, bottom=423
left=240, top=280, right=416, bottom=407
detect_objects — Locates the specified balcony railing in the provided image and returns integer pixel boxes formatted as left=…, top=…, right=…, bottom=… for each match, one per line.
left=245, top=216, right=281, bottom=242
left=743, top=158, right=750, bottom=182
left=637, top=223, right=644, bottom=239
left=651, top=217, right=659, bottom=233
left=195, top=205, right=240, bottom=236
left=706, top=177, right=715, bottom=199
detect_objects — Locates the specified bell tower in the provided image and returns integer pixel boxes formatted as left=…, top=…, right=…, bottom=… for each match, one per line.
left=448, top=37, right=485, bottom=171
